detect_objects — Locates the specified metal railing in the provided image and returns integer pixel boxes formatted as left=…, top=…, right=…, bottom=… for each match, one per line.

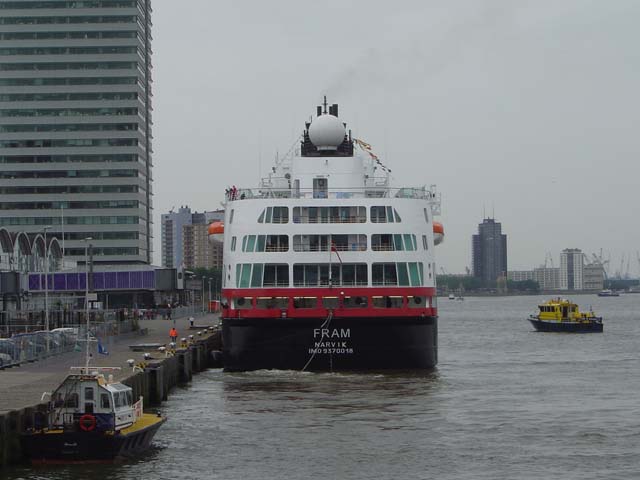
left=227, top=186, right=440, bottom=202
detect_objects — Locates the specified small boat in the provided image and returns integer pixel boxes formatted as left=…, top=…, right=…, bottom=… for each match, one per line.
left=22, top=367, right=166, bottom=463
left=597, top=289, right=620, bottom=297
left=448, top=294, right=455, bottom=300
left=528, top=298, right=603, bottom=333
left=21, top=298, right=165, bottom=463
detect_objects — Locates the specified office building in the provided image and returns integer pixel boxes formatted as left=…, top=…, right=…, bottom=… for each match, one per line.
left=559, top=248, right=584, bottom=290
left=472, top=217, right=508, bottom=286
left=0, top=0, right=153, bottom=264
left=583, top=263, right=605, bottom=291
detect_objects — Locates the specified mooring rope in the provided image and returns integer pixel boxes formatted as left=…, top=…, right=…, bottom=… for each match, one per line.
left=301, top=310, right=333, bottom=372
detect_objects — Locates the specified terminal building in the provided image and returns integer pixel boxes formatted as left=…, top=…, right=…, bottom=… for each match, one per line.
left=0, top=0, right=154, bottom=265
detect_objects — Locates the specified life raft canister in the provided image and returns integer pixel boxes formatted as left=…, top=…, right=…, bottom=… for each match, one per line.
left=79, top=414, right=97, bottom=432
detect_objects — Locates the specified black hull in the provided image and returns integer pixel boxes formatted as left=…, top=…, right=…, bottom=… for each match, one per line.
left=528, top=318, right=603, bottom=333
left=222, top=315, right=438, bottom=371
left=22, top=420, right=164, bottom=464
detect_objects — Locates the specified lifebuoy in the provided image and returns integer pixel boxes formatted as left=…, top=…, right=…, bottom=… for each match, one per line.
left=79, top=414, right=96, bottom=432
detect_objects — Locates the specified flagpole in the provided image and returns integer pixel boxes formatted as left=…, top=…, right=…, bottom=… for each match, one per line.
left=328, top=235, right=332, bottom=288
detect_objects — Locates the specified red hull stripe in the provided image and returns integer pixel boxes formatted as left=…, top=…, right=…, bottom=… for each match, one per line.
left=221, top=286, right=438, bottom=318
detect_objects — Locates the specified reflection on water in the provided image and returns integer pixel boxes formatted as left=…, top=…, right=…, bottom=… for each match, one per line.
left=6, top=295, right=640, bottom=480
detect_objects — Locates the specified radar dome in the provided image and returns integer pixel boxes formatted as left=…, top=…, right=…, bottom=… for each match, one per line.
left=308, top=114, right=345, bottom=150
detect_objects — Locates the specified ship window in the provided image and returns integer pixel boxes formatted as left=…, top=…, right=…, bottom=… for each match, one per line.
left=229, top=209, right=234, bottom=224
left=293, top=297, right=317, bottom=309
left=251, top=264, right=263, bottom=287
left=408, top=296, right=425, bottom=308
left=84, top=387, right=94, bottom=401
left=404, top=234, right=416, bottom=251
left=292, top=206, right=365, bottom=224
left=265, top=207, right=272, bottom=223
left=272, top=207, right=289, bottom=223
left=397, top=263, right=410, bottom=286
left=256, top=235, right=266, bottom=252
left=372, top=263, right=398, bottom=286
left=64, top=393, right=78, bottom=408
left=238, top=264, right=252, bottom=288
left=234, top=297, right=253, bottom=309
left=101, top=393, right=110, bottom=409
left=231, top=236, right=237, bottom=251
left=322, top=297, right=339, bottom=309
left=424, top=208, right=430, bottom=223
left=126, top=391, right=132, bottom=406
left=246, top=236, right=256, bottom=252
left=422, top=235, right=428, bottom=250
left=255, top=296, right=289, bottom=309
left=257, top=210, right=265, bottom=223
left=293, top=263, right=367, bottom=286
left=371, top=206, right=402, bottom=223
left=262, top=264, right=289, bottom=287
left=408, top=262, right=422, bottom=286
left=293, top=234, right=365, bottom=252
left=343, top=296, right=368, bottom=308
left=372, top=296, right=403, bottom=308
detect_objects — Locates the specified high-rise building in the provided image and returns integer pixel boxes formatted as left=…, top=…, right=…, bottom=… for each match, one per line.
left=472, top=217, right=507, bottom=286
left=533, top=266, right=560, bottom=291
left=583, top=263, right=604, bottom=291
left=559, top=248, right=584, bottom=290
left=0, top=0, right=153, bottom=264
left=161, top=206, right=223, bottom=268
left=182, top=223, right=223, bottom=270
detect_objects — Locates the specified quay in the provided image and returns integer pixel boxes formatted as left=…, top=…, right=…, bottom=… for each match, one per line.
left=0, top=314, right=222, bottom=467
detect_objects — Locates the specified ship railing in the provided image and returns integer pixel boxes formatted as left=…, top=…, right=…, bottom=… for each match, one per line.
left=294, top=244, right=367, bottom=252
left=228, top=186, right=440, bottom=202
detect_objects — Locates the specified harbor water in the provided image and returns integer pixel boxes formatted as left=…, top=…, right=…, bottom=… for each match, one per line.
left=7, top=294, right=640, bottom=479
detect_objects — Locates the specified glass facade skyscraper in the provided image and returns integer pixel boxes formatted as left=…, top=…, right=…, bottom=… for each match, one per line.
left=0, top=0, right=153, bottom=264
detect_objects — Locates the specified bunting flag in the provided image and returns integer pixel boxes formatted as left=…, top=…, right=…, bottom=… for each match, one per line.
left=354, top=138, right=391, bottom=172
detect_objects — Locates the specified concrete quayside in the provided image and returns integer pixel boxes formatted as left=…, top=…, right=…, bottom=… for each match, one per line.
left=0, top=314, right=222, bottom=467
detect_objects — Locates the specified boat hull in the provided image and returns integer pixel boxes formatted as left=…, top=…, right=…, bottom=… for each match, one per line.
left=22, top=417, right=165, bottom=464
left=528, top=318, right=603, bottom=333
left=222, top=315, right=438, bottom=371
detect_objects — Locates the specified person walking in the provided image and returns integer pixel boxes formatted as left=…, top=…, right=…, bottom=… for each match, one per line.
left=169, top=327, right=178, bottom=344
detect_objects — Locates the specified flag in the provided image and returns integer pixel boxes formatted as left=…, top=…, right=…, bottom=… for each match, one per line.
left=97, top=341, right=109, bottom=356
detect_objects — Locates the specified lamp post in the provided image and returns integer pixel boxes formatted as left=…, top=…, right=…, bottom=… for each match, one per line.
left=82, top=237, right=92, bottom=373
left=208, top=278, right=212, bottom=313
left=201, top=277, right=207, bottom=314
left=42, top=226, right=51, bottom=334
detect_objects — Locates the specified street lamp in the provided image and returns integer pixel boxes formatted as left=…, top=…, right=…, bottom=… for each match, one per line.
left=42, top=226, right=51, bottom=335
left=201, top=277, right=207, bottom=314
left=208, top=278, right=212, bottom=313
left=82, top=237, right=92, bottom=373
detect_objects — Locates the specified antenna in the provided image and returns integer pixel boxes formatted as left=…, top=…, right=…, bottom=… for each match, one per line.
left=323, top=95, right=328, bottom=114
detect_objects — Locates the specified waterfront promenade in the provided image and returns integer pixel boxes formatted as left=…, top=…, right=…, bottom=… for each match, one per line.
left=0, top=313, right=220, bottom=414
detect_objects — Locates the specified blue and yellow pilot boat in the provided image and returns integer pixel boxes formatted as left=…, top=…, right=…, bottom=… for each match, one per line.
left=528, top=298, right=603, bottom=333
left=21, top=367, right=166, bottom=464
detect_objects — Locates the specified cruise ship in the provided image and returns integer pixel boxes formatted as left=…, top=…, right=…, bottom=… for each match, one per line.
left=219, top=99, right=443, bottom=371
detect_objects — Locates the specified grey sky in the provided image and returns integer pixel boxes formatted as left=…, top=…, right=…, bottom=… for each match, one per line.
left=152, top=0, right=640, bottom=276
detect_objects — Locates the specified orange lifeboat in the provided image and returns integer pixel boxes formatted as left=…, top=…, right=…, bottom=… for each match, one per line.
left=208, top=221, right=224, bottom=243
left=433, top=221, right=444, bottom=246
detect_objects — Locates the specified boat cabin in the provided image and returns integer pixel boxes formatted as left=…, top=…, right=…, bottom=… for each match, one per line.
left=536, top=298, right=597, bottom=323
left=48, top=372, right=137, bottom=432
